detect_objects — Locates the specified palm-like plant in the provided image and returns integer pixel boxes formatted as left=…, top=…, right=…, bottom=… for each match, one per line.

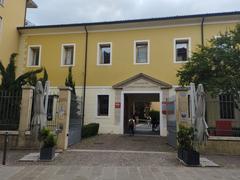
left=0, top=53, right=42, bottom=91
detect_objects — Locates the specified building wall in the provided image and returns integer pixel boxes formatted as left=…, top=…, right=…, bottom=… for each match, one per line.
left=19, top=33, right=86, bottom=86
left=0, top=0, right=27, bottom=66
left=22, top=22, right=237, bottom=87
left=19, top=20, right=238, bottom=134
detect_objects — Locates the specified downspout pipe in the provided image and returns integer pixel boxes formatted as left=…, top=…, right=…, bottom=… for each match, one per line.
left=201, top=17, right=205, bottom=46
left=82, top=25, right=88, bottom=126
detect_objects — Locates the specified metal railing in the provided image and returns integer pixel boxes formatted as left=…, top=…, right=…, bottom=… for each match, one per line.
left=0, top=90, right=22, bottom=130
left=206, top=97, right=240, bottom=137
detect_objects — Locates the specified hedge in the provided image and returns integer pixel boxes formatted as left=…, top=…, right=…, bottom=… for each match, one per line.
left=82, top=123, right=99, bottom=138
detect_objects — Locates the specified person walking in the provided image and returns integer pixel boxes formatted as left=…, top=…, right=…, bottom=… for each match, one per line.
left=128, top=115, right=136, bottom=136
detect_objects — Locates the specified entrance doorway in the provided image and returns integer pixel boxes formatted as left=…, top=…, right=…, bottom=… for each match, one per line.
left=124, top=93, right=160, bottom=135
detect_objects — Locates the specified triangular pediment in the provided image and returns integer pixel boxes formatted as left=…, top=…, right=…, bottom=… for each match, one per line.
left=112, top=73, right=172, bottom=89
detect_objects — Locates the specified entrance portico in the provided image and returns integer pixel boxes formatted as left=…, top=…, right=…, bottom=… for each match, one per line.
left=113, top=73, right=172, bottom=136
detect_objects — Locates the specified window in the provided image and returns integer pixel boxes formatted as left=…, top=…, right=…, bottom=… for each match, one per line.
left=0, top=0, right=4, bottom=6
left=28, top=45, right=41, bottom=67
left=47, top=95, right=54, bottom=121
left=219, top=94, right=235, bottom=119
left=97, top=42, right=112, bottom=65
left=61, top=44, right=75, bottom=66
left=174, top=38, right=190, bottom=63
left=97, top=95, right=109, bottom=116
left=134, top=40, right=149, bottom=64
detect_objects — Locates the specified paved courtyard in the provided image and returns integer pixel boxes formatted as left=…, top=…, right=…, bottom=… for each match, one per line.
left=70, top=134, right=175, bottom=152
left=0, top=135, right=240, bottom=179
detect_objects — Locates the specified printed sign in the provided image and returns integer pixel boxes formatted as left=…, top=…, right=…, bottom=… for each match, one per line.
left=115, top=102, right=121, bottom=108
left=162, top=101, right=175, bottom=114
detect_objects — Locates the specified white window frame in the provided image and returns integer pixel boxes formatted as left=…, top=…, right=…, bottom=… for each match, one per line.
left=0, top=0, right=4, bottom=6
left=96, top=94, right=110, bottom=118
left=27, top=45, right=41, bottom=67
left=61, top=43, right=76, bottom=67
left=97, top=42, right=112, bottom=66
left=134, top=40, right=150, bottom=65
left=173, top=37, right=191, bottom=64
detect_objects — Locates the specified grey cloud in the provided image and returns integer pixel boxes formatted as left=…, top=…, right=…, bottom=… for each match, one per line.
left=26, top=0, right=240, bottom=25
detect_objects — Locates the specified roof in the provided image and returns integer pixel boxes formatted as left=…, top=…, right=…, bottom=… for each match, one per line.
left=112, top=73, right=172, bottom=89
left=18, top=11, right=240, bottom=31
left=27, top=0, right=38, bottom=8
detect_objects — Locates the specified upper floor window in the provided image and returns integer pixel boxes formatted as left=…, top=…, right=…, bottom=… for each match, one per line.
left=97, top=42, right=112, bottom=65
left=174, top=38, right=191, bottom=63
left=27, top=45, right=41, bottom=67
left=0, top=17, right=2, bottom=37
left=61, top=44, right=75, bottom=66
left=134, top=40, right=150, bottom=64
left=97, top=94, right=109, bottom=117
left=0, top=0, right=4, bottom=6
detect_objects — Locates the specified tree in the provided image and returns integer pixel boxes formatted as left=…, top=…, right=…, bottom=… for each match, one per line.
left=65, top=67, right=76, bottom=94
left=0, top=53, right=42, bottom=91
left=177, top=24, right=240, bottom=108
left=27, top=67, right=48, bottom=87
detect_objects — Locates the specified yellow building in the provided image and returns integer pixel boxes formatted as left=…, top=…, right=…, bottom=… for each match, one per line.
left=3, top=7, right=240, bottom=136
left=0, top=0, right=37, bottom=66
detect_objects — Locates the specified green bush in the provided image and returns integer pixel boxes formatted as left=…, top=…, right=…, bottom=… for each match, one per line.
left=149, top=110, right=160, bottom=122
left=82, top=123, right=99, bottom=138
left=177, top=125, right=194, bottom=150
left=39, top=127, right=57, bottom=148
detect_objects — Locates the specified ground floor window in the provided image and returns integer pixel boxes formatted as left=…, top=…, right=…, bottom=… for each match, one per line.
left=97, top=95, right=109, bottom=116
left=219, top=94, right=234, bottom=119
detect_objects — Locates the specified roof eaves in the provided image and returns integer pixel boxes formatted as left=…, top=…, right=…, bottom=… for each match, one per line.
left=27, top=0, right=38, bottom=8
left=17, top=11, right=240, bottom=30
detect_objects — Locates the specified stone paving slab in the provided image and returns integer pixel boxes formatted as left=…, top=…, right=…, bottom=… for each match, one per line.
left=1, top=165, right=240, bottom=180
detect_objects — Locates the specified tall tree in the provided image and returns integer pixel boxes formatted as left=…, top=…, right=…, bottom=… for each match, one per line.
left=177, top=24, right=240, bottom=108
left=65, top=67, right=76, bottom=94
left=0, top=53, right=42, bottom=91
left=27, top=67, right=48, bottom=87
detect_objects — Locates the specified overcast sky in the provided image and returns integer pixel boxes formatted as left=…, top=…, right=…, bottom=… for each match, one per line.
left=27, top=0, right=240, bottom=25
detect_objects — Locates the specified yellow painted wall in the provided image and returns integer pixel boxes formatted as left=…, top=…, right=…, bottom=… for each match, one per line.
left=24, top=33, right=86, bottom=86
left=23, top=22, right=237, bottom=86
left=0, top=0, right=26, bottom=66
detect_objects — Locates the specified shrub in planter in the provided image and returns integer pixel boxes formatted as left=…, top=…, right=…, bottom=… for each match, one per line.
left=177, top=125, right=200, bottom=166
left=39, top=127, right=57, bottom=160
left=82, top=123, right=99, bottom=138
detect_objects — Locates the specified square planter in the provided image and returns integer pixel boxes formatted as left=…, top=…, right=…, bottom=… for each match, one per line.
left=40, top=147, right=55, bottom=160
left=182, top=149, right=200, bottom=166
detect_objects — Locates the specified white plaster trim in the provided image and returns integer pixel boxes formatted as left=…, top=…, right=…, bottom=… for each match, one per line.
left=27, top=45, right=42, bottom=67
left=133, top=40, right=150, bottom=65
left=96, top=93, right=111, bottom=118
left=60, top=43, right=76, bottom=67
left=209, top=136, right=240, bottom=141
left=173, top=37, right=191, bottom=64
left=96, top=42, right=112, bottom=66
left=120, top=90, right=164, bottom=136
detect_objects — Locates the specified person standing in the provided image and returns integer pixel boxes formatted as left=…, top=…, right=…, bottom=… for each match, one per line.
left=128, top=115, right=136, bottom=136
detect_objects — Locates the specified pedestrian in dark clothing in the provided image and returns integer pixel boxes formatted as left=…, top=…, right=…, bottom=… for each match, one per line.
left=128, top=116, right=136, bottom=136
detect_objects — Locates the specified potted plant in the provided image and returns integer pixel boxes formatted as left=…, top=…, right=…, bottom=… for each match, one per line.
left=177, top=124, right=200, bottom=166
left=39, top=127, right=57, bottom=160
